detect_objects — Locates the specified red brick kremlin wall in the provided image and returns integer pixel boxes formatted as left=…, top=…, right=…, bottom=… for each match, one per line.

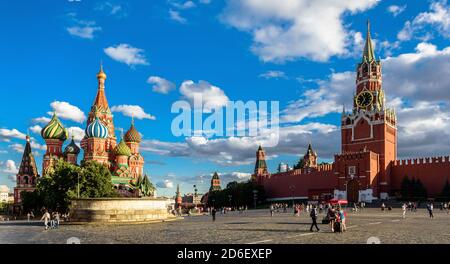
left=390, top=156, right=450, bottom=196
left=262, top=164, right=336, bottom=200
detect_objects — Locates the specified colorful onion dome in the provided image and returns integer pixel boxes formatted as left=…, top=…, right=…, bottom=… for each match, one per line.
left=85, top=117, right=109, bottom=139
left=114, top=139, right=131, bottom=156
left=41, top=113, right=68, bottom=141
left=64, top=136, right=80, bottom=155
left=124, top=120, right=141, bottom=143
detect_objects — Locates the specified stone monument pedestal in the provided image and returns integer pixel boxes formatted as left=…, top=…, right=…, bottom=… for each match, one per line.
left=69, top=198, right=173, bottom=223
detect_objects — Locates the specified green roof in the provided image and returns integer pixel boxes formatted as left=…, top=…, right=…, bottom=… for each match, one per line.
left=363, top=20, right=375, bottom=63
left=111, top=176, right=133, bottom=185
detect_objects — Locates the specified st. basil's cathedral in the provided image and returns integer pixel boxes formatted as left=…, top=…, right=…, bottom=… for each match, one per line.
left=14, top=66, right=145, bottom=205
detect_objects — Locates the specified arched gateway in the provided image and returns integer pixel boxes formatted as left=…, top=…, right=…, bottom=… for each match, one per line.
left=347, top=180, right=359, bottom=203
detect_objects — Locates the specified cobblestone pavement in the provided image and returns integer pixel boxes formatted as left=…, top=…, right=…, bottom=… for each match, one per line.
left=0, top=208, right=449, bottom=244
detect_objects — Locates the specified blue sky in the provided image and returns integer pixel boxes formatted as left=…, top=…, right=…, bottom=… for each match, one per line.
left=1, top=0, right=450, bottom=197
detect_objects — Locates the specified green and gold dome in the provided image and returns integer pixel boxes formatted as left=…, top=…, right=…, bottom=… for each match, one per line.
left=124, top=120, right=141, bottom=143
left=64, top=136, right=80, bottom=155
left=114, top=139, right=131, bottom=156
left=41, top=113, right=68, bottom=141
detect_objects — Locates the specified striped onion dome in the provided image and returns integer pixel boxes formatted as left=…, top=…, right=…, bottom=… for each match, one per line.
left=85, top=117, right=109, bottom=139
left=114, top=139, right=131, bottom=156
left=41, top=113, right=68, bottom=141
left=64, top=136, right=80, bottom=155
left=124, top=121, right=141, bottom=143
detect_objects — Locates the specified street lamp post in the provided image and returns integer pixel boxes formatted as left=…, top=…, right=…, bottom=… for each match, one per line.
left=77, top=172, right=80, bottom=199
left=253, top=190, right=258, bottom=209
left=193, top=185, right=198, bottom=204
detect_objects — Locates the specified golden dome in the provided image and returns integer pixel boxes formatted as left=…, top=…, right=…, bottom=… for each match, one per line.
left=97, top=64, right=107, bottom=80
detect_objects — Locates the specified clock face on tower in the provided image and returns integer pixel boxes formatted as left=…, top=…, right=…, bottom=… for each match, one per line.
left=356, top=91, right=373, bottom=108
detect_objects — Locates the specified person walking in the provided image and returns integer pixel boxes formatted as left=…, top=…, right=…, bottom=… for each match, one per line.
left=327, top=206, right=336, bottom=232
left=339, top=207, right=347, bottom=232
left=270, top=204, right=274, bottom=217
left=309, top=205, right=320, bottom=232
left=53, top=211, right=60, bottom=228
left=27, top=212, right=30, bottom=222
left=427, top=203, right=434, bottom=219
left=41, top=209, right=51, bottom=230
left=402, top=203, right=406, bottom=219
left=211, top=208, right=217, bottom=222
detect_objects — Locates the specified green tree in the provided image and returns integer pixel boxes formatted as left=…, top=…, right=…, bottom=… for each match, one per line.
left=293, top=158, right=305, bottom=170
left=441, top=180, right=450, bottom=198
left=78, top=160, right=115, bottom=198
left=207, top=180, right=266, bottom=208
left=400, top=175, right=411, bottom=199
left=22, top=159, right=116, bottom=212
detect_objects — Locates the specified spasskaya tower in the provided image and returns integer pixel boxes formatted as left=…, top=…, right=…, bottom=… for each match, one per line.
left=340, top=21, right=397, bottom=199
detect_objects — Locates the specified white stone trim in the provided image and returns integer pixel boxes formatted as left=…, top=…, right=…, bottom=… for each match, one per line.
left=266, top=196, right=308, bottom=202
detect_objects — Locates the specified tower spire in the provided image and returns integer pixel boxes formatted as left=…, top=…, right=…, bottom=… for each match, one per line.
left=363, top=19, right=375, bottom=62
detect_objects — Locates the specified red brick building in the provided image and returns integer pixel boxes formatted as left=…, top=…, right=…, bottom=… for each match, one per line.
left=253, top=22, right=450, bottom=203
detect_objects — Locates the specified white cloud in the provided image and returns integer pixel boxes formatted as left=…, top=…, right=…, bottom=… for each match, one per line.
left=382, top=42, right=450, bottom=102
left=9, top=140, right=45, bottom=153
left=220, top=0, right=379, bottom=62
left=96, top=2, right=126, bottom=16
left=156, top=179, right=174, bottom=188
left=2, top=160, right=18, bottom=174
left=147, top=76, right=176, bottom=94
left=398, top=1, right=450, bottom=41
left=387, top=5, right=406, bottom=17
left=32, top=116, right=51, bottom=124
left=141, top=121, right=338, bottom=166
left=66, top=13, right=101, bottom=39
left=9, top=144, right=24, bottom=153
left=282, top=71, right=354, bottom=123
left=179, top=80, right=229, bottom=112
left=67, top=25, right=102, bottom=39
left=219, top=172, right=252, bottom=182
left=30, top=141, right=46, bottom=151
left=48, top=101, right=86, bottom=123
left=29, top=125, right=42, bottom=134
left=111, top=105, right=156, bottom=120
left=171, top=1, right=196, bottom=10
left=67, top=126, right=85, bottom=142
left=104, top=44, right=149, bottom=66
left=0, top=128, right=26, bottom=142
left=169, top=9, right=187, bottom=24
left=259, top=70, right=287, bottom=79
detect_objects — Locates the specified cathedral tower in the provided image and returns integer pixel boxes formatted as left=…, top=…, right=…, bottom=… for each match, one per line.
left=302, top=143, right=318, bottom=169
left=14, top=135, right=40, bottom=206
left=83, top=116, right=110, bottom=165
left=64, top=135, right=80, bottom=165
left=175, top=184, right=182, bottom=209
left=209, top=172, right=222, bottom=192
left=82, top=65, right=117, bottom=165
left=41, top=113, right=68, bottom=175
left=124, top=118, right=144, bottom=179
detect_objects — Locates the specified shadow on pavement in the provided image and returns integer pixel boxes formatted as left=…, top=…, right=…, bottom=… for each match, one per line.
left=0, top=221, right=43, bottom=227
left=217, top=228, right=311, bottom=233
